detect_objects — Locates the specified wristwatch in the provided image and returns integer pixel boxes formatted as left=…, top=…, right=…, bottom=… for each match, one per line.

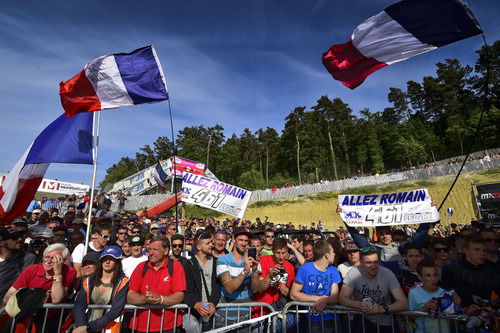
left=382, top=304, right=389, bottom=314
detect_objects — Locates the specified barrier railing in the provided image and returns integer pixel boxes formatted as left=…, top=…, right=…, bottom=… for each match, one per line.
left=281, top=302, right=470, bottom=333
left=2, top=301, right=485, bottom=333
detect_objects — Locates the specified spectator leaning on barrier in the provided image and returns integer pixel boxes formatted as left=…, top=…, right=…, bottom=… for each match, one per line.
left=0, top=227, right=37, bottom=302
left=3, top=243, right=76, bottom=310
left=339, top=246, right=408, bottom=333
left=127, top=235, right=186, bottom=333
left=216, top=227, right=257, bottom=326
left=290, top=239, right=341, bottom=333
left=73, top=246, right=129, bottom=333
left=409, top=260, right=451, bottom=333
left=183, top=231, right=221, bottom=333
left=71, top=225, right=112, bottom=278
left=441, top=233, right=500, bottom=314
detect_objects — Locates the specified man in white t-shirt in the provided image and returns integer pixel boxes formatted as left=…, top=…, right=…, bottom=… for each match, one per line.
left=122, top=235, right=148, bottom=277
left=71, top=225, right=111, bottom=278
left=337, top=241, right=361, bottom=279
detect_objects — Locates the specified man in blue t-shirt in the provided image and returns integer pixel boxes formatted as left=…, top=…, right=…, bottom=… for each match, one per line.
left=291, top=239, right=341, bottom=332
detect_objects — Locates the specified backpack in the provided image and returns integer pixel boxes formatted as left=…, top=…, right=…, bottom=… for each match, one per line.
left=141, top=258, right=174, bottom=278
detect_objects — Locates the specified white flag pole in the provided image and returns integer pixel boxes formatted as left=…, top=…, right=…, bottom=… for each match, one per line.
left=85, top=111, right=101, bottom=249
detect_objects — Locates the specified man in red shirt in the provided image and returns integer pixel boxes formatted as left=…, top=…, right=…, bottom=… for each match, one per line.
left=252, top=238, right=295, bottom=312
left=127, top=235, right=186, bottom=333
left=3, top=243, right=76, bottom=306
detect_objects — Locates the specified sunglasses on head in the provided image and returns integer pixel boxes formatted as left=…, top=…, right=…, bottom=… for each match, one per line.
left=434, top=247, right=449, bottom=253
left=360, top=246, right=377, bottom=254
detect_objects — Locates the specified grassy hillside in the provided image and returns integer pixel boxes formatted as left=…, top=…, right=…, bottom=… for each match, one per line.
left=242, top=168, right=500, bottom=230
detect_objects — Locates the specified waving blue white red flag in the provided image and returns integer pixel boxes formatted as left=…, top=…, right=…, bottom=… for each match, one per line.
left=59, top=45, right=169, bottom=117
left=322, top=0, right=483, bottom=89
left=0, top=113, right=93, bottom=224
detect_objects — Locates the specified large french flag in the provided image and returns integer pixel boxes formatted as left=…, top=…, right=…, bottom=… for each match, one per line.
left=322, top=0, right=482, bottom=89
left=0, top=113, right=93, bottom=224
left=59, top=45, right=168, bottom=117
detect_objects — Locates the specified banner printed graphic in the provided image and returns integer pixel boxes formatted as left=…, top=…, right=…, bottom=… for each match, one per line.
left=338, top=188, right=439, bottom=226
left=181, top=173, right=252, bottom=219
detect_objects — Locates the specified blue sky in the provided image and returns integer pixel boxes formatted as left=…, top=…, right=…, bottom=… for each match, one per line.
left=1, top=0, right=499, bottom=186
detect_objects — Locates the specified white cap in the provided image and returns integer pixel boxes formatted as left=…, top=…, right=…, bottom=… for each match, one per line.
left=144, top=219, right=151, bottom=224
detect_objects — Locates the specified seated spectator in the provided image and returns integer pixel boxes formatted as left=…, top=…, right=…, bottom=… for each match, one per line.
left=127, top=236, right=185, bottom=332
left=73, top=246, right=129, bottom=333
left=337, top=241, right=361, bottom=279
left=339, top=247, right=408, bottom=333
left=291, top=239, right=341, bottom=332
left=183, top=231, right=220, bottom=332
left=409, top=260, right=451, bottom=333
left=441, top=234, right=500, bottom=314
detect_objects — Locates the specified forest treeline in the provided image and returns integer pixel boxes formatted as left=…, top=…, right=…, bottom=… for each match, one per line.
left=101, top=41, right=500, bottom=191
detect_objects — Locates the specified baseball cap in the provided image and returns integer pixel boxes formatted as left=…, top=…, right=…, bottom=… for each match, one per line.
left=144, top=219, right=152, bottom=224
left=130, top=235, right=144, bottom=244
left=103, top=199, right=112, bottom=205
left=32, top=209, right=42, bottom=214
left=0, top=227, right=25, bottom=241
left=344, top=242, right=360, bottom=252
left=150, top=223, right=159, bottom=229
left=100, top=245, right=123, bottom=260
left=234, top=227, right=252, bottom=239
left=82, top=252, right=100, bottom=265
left=12, top=218, right=28, bottom=226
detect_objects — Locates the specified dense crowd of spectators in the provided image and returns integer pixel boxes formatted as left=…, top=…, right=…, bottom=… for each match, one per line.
left=0, top=199, right=499, bottom=333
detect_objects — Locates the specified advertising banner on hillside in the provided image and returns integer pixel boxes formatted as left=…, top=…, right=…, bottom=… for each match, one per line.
left=338, top=188, right=439, bottom=227
left=1, top=174, right=89, bottom=195
left=181, top=173, right=252, bottom=218
left=167, top=156, right=205, bottom=177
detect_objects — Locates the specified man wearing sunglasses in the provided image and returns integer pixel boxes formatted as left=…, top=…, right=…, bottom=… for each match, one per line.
left=171, top=234, right=190, bottom=264
left=339, top=247, right=408, bottom=333
left=71, top=225, right=111, bottom=278
left=0, top=227, right=37, bottom=302
left=480, top=228, right=499, bottom=265
left=114, top=226, right=128, bottom=247
left=429, top=238, right=454, bottom=279
left=261, top=229, right=275, bottom=256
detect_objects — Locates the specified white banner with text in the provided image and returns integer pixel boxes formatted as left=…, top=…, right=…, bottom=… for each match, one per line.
left=181, top=173, right=252, bottom=218
left=338, top=188, right=439, bottom=227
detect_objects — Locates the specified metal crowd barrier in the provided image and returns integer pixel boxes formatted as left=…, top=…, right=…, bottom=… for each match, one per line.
left=281, top=302, right=470, bottom=333
left=2, top=301, right=484, bottom=333
left=1, top=302, right=277, bottom=333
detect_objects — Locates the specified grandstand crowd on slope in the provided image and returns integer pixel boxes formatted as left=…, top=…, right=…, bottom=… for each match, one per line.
left=0, top=196, right=499, bottom=333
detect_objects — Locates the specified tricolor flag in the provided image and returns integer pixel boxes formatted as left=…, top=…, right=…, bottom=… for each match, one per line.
left=0, top=113, right=93, bottom=224
left=447, top=207, right=454, bottom=217
left=154, top=161, right=169, bottom=190
left=322, top=0, right=482, bottom=89
left=59, top=45, right=168, bottom=117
